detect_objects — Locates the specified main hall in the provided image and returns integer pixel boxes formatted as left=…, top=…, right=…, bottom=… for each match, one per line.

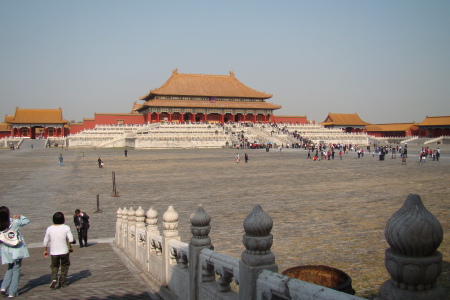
left=135, top=69, right=282, bottom=124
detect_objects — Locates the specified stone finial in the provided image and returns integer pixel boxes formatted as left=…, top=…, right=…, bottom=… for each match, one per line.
left=122, top=207, right=128, bottom=219
left=128, top=207, right=135, bottom=220
left=243, top=204, right=273, bottom=238
left=163, top=206, right=179, bottom=237
left=242, top=205, right=275, bottom=266
left=135, top=206, right=145, bottom=223
left=381, top=194, right=446, bottom=299
left=385, top=194, right=443, bottom=256
left=190, top=204, right=212, bottom=247
left=146, top=207, right=158, bottom=226
left=117, top=207, right=122, bottom=217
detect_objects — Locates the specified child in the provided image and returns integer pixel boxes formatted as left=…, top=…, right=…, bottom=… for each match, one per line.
left=43, top=212, right=76, bottom=289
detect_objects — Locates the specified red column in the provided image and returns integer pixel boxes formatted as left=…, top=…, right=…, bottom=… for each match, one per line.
left=181, top=113, right=185, bottom=123
left=169, top=113, right=172, bottom=122
left=221, top=114, right=225, bottom=124
left=156, top=113, right=160, bottom=122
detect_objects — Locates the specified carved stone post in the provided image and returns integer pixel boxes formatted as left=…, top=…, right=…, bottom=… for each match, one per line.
left=121, top=207, right=128, bottom=249
left=135, top=206, right=146, bottom=264
left=189, top=204, right=214, bottom=300
left=239, top=204, right=278, bottom=300
left=146, top=207, right=159, bottom=272
left=128, top=207, right=136, bottom=255
left=162, top=206, right=181, bottom=286
left=115, top=207, right=122, bottom=246
left=380, top=194, right=446, bottom=299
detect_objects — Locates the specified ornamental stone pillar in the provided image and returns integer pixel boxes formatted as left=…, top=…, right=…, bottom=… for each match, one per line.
left=239, top=204, right=278, bottom=300
left=146, top=207, right=159, bottom=271
left=380, top=194, right=446, bottom=300
left=115, top=207, right=122, bottom=246
left=189, top=205, right=214, bottom=300
left=127, top=207, right=136, bottom=256
left=162, top=206, right=180, bottom=286
left=121, top=207, right=128, bottom=249
left=135, top=206, right=146, bottom=264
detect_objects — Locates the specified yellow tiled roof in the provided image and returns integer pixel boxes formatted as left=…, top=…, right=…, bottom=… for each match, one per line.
left=0, top=123, right=10, bottom=132
left=417, top=116, right=450, bottom=126
left=140, top=69, right=272, bottom=100
left=132, top=101, right=144, bottom=111
left=8, top=108, right=67, bottom=124
left=322, top=113, right=369, bottom=126
left=365, top=123, right=417, bottom=132
left=141, top=99, right=281, bottom=110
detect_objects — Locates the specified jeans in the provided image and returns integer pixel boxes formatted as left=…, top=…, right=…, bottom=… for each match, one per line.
left=1, top=259, right=22, bottom=296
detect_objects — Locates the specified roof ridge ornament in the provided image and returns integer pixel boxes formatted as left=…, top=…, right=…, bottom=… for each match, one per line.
left=229, top=71, right=234, bottom=77
left=173, top=68, right=178, bottom=74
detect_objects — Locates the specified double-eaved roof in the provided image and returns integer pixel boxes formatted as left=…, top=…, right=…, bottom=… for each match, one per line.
left=7, top=108, right=67, bottom=124
left=140, top=69, right=273, bottom=100
left=322, top=113, right=369, bottom=126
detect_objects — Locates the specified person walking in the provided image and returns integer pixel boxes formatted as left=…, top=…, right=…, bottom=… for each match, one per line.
left=0, top=206, right=30, bottom=298
left=244, top=153, right=249, bottom=163
left=97, top=157, right=103, bottom=168
left=124, top=149, right=128, bottom=157
left=43, top=212, right=76, bottom=289
left=59, top=154, right=63, bottom=166
left=236, top=153, right=240, bottom=163
left=73, top=209, right=90, bottom=248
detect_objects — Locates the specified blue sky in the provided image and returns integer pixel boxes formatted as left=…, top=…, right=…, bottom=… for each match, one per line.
left=1, top=1, right=449, bottom=124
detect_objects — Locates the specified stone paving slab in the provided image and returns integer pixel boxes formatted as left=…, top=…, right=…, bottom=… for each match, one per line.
left=1, top=241, right=159, bottom=299
left=0, top=145, right=448, bottom=299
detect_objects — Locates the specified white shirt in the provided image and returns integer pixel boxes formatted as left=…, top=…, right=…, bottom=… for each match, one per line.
left=43, top=224, right=74, bottom=255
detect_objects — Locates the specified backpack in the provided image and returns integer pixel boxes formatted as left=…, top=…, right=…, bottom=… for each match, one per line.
left=0, top=224, right=22, bottom=247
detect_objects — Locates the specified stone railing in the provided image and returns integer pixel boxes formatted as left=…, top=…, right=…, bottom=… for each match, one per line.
left=424, top=135, right=450, bottom=145
left=114, top=194, right=446, bottom=300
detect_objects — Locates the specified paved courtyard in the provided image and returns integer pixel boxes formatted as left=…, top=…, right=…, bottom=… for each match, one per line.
left=0, top=144, right=448, bottom=299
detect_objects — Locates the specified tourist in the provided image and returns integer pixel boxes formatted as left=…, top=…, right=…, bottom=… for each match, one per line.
left=436, top=148, right=440, bottom=161
left=43, top=212, right=76, bottom=289
left=244, top=153, right=249, bottom=163
left=0, top=206, right=30, bottom=298
left=98, top=157, right=103, bottom=168
left=59, top=154, right=63, bottom=166
left=339, top=150, right=343, bottom=160
left=124, top=149, right=128, bottom=157
left=236, top=153, right=240, bottom=163
left=73, top=209, right=90, bottom=248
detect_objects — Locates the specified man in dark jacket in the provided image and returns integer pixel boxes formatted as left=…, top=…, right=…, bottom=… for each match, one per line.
left=73, top=209, right=90, bottom=248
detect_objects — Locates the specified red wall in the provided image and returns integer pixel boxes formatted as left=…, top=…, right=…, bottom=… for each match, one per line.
left=94, top=114, right=144, bottom=125
left=67, top=114, right=145, bottom=135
